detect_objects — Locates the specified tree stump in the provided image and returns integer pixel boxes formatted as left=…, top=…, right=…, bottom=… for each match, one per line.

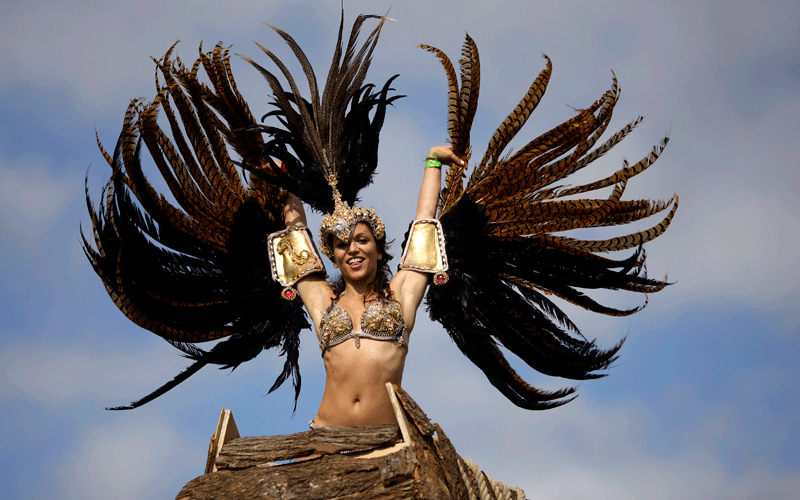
left=177, top=384, right=526, bottom=499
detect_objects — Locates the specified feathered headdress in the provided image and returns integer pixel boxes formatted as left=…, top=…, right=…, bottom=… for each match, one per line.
left=239, top=12, right=402, bottom=257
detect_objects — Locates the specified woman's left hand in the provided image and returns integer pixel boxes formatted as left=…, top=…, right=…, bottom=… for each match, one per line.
left=428, top=145, right=466, bottom=167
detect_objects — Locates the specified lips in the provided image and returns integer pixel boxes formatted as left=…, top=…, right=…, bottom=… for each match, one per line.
left=347, top=257, right=364, bottom=269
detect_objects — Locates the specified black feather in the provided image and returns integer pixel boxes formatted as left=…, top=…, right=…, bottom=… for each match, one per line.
left=85, top=45, right=310, bottom=410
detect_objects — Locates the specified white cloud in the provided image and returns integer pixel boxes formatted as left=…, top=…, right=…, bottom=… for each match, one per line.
left=0, top=0, right=342, bottom=109
left=431, top=388, right=799, bottom=500
left=0, top=156, right=81, bottom=255
left=0, top=340, right=194, bottom=406
left=57, top=412, right=204, bottom=500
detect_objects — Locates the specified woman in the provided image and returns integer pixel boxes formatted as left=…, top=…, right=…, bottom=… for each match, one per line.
left=86, top=13, right=675, bottom=415
left=283, top=145, right=464, bottom=428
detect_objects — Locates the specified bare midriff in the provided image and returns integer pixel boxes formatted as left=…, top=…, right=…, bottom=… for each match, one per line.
left=313, top=337, right=407, bottom=427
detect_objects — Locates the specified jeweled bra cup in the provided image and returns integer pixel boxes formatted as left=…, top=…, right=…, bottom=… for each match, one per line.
left=318, top=300, right=407, bottom=351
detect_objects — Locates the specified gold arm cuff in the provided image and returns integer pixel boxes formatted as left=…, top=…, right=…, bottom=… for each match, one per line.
left=399, top=219, right=448, bottom=276
left=267, top=226, right=325, bottom=289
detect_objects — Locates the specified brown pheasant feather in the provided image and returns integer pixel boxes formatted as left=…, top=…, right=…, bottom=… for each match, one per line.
left=419, top=35, right=481, bottom=213
left=82, top=42, right=308, bottom=409
left=422, top=36, right=677, bottom=410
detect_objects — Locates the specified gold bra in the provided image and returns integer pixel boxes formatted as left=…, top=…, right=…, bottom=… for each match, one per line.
left=318, top=299, right=407, bottom=351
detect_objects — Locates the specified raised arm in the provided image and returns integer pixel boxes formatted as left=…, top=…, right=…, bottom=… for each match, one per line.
left=282, top=192, right=334, bottom=325
left=391, top=146, right=464, bottom=331
left=283, top=191, right=309, bottom=227
left=414, top=145, right=463, bottom=219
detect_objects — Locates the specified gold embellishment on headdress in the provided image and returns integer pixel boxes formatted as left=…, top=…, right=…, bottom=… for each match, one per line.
left=318, top=188, right=385, bottom=259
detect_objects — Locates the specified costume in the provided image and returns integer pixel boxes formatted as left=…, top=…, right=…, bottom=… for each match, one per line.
left=83, top=13, right=676, bottom=411
left=318, top=299, right=407, bottom=351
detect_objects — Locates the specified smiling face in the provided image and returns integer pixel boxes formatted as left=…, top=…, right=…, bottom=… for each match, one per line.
left=331, top=222, right=382, bottom=285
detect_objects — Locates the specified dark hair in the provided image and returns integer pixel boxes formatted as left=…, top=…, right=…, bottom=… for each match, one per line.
left=330, top=236, right=394, bottom=302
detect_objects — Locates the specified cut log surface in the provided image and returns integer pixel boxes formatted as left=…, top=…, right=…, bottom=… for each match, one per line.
left=205, top=409, right=239, bottom=474
left=177, top=384, right=526, bottom=500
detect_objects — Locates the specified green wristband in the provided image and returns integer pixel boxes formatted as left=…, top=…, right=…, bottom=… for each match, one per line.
left=425, top=149, right=441, bottom=168
left=425, top=159, right=442, bottom=168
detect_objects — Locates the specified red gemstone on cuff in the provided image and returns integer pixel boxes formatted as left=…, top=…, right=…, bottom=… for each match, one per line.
left=282, top=287, right=298, bottom=300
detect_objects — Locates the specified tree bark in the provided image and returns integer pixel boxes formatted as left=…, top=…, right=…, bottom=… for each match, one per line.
left=177, top=384, right=524, bottom=500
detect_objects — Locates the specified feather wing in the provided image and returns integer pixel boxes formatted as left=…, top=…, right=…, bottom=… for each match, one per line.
left=82, top=43, right=309, bottom=410
left=421, top=37, right=677, bottom=410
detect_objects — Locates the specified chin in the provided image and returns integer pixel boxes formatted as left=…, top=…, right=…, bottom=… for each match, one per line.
left=344, top=268, right=378, bottom=284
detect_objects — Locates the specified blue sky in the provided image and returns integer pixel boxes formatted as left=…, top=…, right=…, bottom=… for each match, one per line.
left=1, top=0, right=798, bottom=498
